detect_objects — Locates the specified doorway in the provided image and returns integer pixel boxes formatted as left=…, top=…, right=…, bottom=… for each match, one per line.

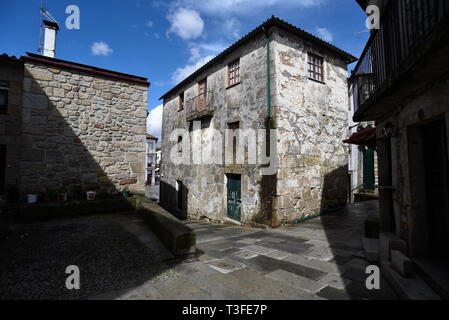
left=423, top=119, right=449, bottom=261
left=226, top=174, right=241, bottom=221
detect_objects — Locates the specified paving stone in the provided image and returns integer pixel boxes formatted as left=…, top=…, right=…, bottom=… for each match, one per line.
left=210, top=273, right=257, bottom=295
left=236, top=238, right=262, bottom=245
left=319, top=274, right=352, bottom=290
left=207, top=247, right=242, bottom=259
left=284, top=254, right=345, bottom=275
left=180, top=261, right=220, bottom=276
left=233, top=251, right=259, bottom=260
left=328, top=255, right=353, bottom=266
left=316, top=285, right=351, bottom=300
left=208, top=259, right=247, bottom=274
left=197, top=254, right=220, bottom=263
left=119, top=282, right=163, bottom=300
left=241, top=255, right=326, bottom=280
left=263, top=250, right=291, bottom=260
left=183, top=271, right=248, bottom=300
left=267, top=269, right=327, bottom=294
left=262, top=240, right=313, bottom=255
left=240, top=244, right=276, bottom=255
left=302, top=246, right=335, bottom=261
left=153, top=277, right=209, bottom=300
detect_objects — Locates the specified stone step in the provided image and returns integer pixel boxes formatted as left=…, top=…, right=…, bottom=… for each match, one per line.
left=391, top=250, right=413, bottom=278
left=413, top=259, right=449, bottom=300
left=381, top=261, right=441, bottom=300
left=363, top=237, right=379, bottom=262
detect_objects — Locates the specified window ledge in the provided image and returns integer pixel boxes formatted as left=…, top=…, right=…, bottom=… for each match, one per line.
left=308, top=77, right=325, bottom=85
left=226, top=82, right=241, bottom=90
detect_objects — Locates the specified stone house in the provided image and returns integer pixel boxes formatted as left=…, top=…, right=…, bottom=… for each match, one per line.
left=351, top=0, right=449, bottom=296
left=159, top=17, right=356, bottom=227
left=0, top=51, right=150, bottom=197
left=146, top=133, right=158, bottom=185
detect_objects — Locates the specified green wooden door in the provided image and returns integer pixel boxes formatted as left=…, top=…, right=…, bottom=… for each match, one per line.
left=363, top=148, right=375, bottom=190
left=227, top=174, right=241, bottom=221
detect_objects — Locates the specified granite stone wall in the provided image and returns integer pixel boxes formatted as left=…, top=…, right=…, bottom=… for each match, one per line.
left=271, top=27, right=350, bottom=223
left=20, top=61, right=148, bottom=195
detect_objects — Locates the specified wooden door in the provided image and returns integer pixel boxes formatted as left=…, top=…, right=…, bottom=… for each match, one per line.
left=227, top=174, right=241, bottom=221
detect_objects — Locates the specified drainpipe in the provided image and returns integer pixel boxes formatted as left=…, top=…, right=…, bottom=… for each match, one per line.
left=262, top=26, right=271, bottom=119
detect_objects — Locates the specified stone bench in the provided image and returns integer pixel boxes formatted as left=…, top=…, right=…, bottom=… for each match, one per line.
left=133, top=196, right=196, bottom=258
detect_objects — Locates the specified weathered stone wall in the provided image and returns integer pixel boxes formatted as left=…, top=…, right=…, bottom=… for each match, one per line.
left=20, top=62, right=148, bottom=195
left=271, top=27, right=350, bottom=223
left=161, top=28, right=350, bottom=225
left=0, top=56, right=23, bottom=192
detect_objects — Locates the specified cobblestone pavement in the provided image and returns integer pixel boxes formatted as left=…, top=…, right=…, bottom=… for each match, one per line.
left=0, top=201, right=399, bottom=300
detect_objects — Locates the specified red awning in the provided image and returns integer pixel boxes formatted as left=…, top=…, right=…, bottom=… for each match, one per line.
left=343, top=127, right=376, bottom=149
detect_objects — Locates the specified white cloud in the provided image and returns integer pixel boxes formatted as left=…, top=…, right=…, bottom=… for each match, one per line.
left=223, top=18, right=241, bottom=39
left=167, top=8, right=204, bottom=40
left=147, top=104, right=163, bottom=139
left=316, top=27, right=333, bottom=42
left=174, top=0, right=325, bottom=16
left=146, top=20, right=153, bottom=27
left=171, top=55, right=215, bottom=84
left=91, top=41, right=113, bottom=56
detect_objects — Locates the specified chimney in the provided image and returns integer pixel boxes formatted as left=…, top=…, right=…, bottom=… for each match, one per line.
left=43, top=20, right=59, bottom=58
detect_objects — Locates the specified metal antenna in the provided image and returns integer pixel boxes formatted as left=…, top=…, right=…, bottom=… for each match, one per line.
left=38, top=0, right=43, bottom=53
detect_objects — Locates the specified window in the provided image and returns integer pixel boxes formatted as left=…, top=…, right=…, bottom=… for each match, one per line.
left=177, top=136, right=183, bottom=153
left=198, top=79, right=207, bottom=112
left=178, top=92, right=184, bottom=111
left=228, top=59, right=240, bottom=86
left=308, top=53, right=324, bottom=82
left=227, top=122, right=239, bottom=162
left=0, top=81, right=8, bottom=115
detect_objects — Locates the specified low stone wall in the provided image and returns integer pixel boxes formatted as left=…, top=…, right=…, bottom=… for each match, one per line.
left=134, top=196, right=196, bottom=257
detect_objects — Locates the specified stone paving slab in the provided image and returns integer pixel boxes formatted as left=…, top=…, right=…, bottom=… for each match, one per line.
left=207, top=259, right=247, bottom=274
left=267, top=269, right=327, bottom=294
left=319, top=274, right=352, bottom=290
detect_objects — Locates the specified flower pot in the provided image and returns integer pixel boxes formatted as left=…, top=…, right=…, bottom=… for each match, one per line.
left=86, top=191, right=96, bottom=201
left=59, top=193, right=68, bottom=201
left=27, top=194, right=38, bottom=204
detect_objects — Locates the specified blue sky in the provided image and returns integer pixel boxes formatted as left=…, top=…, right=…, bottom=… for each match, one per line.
left=1, top=0, right=369, bottom=139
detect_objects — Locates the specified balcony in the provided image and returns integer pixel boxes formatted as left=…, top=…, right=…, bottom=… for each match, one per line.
left=352, top=0, right=449, bottom=121
left=185, top=91, right=215, bottom=121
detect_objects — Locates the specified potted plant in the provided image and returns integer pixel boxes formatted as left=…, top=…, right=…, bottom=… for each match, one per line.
left=27, top=194, right=38, bottom=204
left=57, top=187, right=68, bottom=201
left=42, top=190, right=57, bottom=203
left=122, top=186, right=130, bottom=198
left=86, top=190, right=96, bottom=201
